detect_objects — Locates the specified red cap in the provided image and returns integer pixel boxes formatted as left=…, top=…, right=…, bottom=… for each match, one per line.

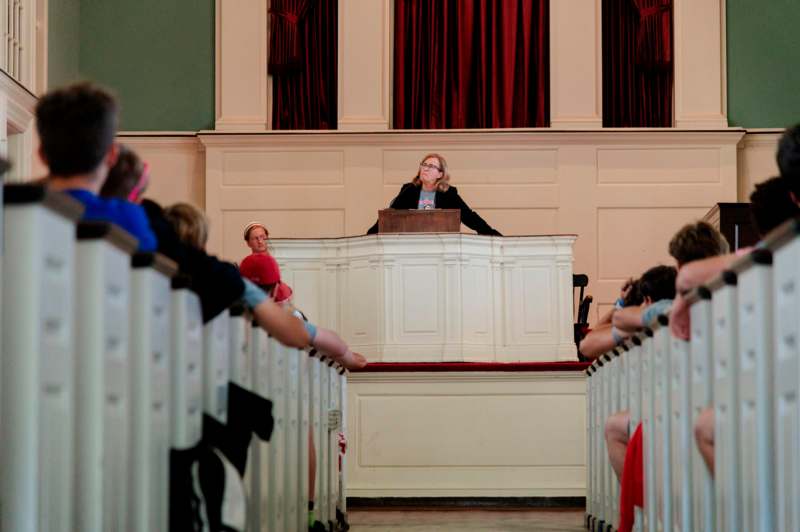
left=239, top=253, right=281, bottom=286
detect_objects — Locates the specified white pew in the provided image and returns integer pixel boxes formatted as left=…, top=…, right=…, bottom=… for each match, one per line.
left=669, top=332, right=692, bottom=532
left=248, top=323, right=269, bottom=532
left=733, top=249, right=775, bottom=532
left=709, top=270, right=742, bottom=531
left=652, top=316, right=673, bottom=532
left=169, top=275, right=204, bottom=450
left=265, top=336, right=289, bottom=532
left=640, top=328, right=657, bottom=531
left=627, top=336, right=644, bottom=532
left=766, top=219, right=800, bottom=532
left=129, top=252, right=176, bottom=532
left=298, top=351, right=312, bottom=530
left=228, top=305, right=252, bottom=390
left=687, top=286, right=715, bottom=532
left=1, top=186, right=82, bottom=532
left=203, top=309, right=231, bottom=424
left=285, top=338, right=303, bottom=532
left=310, top=352, right=325, bottom=526
left=585, top=364, right=594, bottom=529
left=607, top=352, right=621, bottom=531
left=73, top=222, right=136, bottom=532
left=327, top=361, right=344, bottom=527
left=337, top=363, right=349, bottom=527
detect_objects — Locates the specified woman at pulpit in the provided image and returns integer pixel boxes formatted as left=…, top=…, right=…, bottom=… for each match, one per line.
left=367, top=153, right=502, bottom=236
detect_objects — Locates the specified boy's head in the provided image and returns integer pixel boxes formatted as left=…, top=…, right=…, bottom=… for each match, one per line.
left=749, top=176, right=800, bottom=237
left=164, top=203, right=209, bottom=250
left=36, top=82, right=119, bottom=178
left=100, top=144, right=149, bottom=203
left=638, top=265, right=677, bottom=304
left=668, top=221, right=729, bottom=268
left=778, top=124, right=800, bottom=185
left=622, top=279, right=643, bottom=307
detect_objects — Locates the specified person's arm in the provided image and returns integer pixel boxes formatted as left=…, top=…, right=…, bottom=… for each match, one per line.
left=252, top=300, right=311, bottom=348
left=675, top=253, right=738, bottom=294
left=612, top=306, right=644, bottom=333
left=579, top=323, right=628, bottom=360
left=450, top=187, right=502, bottom=236
left=670, top=253, right=737, bottom=340
left=310, top=327, right=367, bottom=369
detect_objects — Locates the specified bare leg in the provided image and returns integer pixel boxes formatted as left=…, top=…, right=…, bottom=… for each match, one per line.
left=605, top=410, right=631, bottom=481
left=694, top=407, right=715, bottom=476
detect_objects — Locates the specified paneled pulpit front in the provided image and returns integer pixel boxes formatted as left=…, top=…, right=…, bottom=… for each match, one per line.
left=272, top=233, right=577, bottom=362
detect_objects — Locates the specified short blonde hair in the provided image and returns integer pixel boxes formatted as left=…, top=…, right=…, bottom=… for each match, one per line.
left=411, top=152, right=451, bottom=192
left=164, top=202, right=209, bottom=250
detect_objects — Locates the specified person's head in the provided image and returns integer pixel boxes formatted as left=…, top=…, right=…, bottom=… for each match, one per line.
left=99, top=144, right=150, bottom=203
left=638, top=265, right=677, bottom=304
left=668, top=221, right=729, bottom=268
left=622, top=279, right=643, bottom=307
left=243, top=222, right=269, bottom=254
left=238, top=253, right=293, bottom=302
left=749, top=176, right=800, bottom=237
left=777, top=125, right=800, bottom=189
left=36, top=82, right=119, bottom=180
left=164, top=203, right=209, bottom=250
left=411, top=153, right=451, bottom=192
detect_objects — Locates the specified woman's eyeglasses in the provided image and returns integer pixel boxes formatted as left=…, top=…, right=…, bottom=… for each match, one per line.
left=420, top=162, right=442, bottom=171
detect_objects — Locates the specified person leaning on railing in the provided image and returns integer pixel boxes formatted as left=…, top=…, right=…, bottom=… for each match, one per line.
left=366, top=152, right=502, bottom=236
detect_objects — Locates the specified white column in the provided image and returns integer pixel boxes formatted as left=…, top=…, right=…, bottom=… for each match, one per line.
left=214, top=0, right=268, bottom=131
left=549, top=0, right=603, bottom=128
left=337, top=0, right=392, bottom=130
left=673, top=0, right=728, bottom=128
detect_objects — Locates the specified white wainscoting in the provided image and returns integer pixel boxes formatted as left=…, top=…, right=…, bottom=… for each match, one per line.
left=346, top=370, right=586, bottom=497
left=271, top=234, right=576, bottom=362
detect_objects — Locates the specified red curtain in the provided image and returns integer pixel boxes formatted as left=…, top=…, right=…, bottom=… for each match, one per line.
left=394, top=0, right=549, bottom=129
left=271, top=0, right=337, bottom=129
left=602, top=0, right=673, bottom=127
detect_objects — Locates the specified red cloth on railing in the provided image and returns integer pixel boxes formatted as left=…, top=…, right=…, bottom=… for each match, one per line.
left=618, top=422, right=644, bottom=532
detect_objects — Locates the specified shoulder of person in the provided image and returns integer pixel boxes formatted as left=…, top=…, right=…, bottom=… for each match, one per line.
left=443, top=185, right=459, bottom=196
left=400, top=182, right=417, bottom=192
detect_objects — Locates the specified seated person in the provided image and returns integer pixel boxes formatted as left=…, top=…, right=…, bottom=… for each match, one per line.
left=99, top=143, right=150, bottom=203
left=367, top=153, right=502, bottom=236
left=164, top=203, right=209, bottom=251
left=614, top=221, right=728, bottom=334
left=690, top=175, right=799, bottom=475
left=243, top=221, right=270, bottom=256
left=37, top=82, right=157, bottom=252
left=578, top=278, right=643, bottom=360
left=604, top=222, right=727, bottom=482
left=239, top=252, right=367, bottom=370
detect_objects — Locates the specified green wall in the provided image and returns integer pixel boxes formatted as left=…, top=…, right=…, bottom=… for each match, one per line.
left=76, top=0, right=214, bottom=131
left=727, top=0, right=800, bottom=128
left=48, top=0, right=80, bottom=89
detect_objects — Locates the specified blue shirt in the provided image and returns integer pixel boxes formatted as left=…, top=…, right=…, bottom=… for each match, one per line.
left=66, top=189, right=158, bottom=252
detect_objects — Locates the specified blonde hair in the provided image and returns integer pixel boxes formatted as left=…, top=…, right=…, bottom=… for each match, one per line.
left=164, top=202, right=209, bottom=250
left=411, top=152, right=451, bottom=192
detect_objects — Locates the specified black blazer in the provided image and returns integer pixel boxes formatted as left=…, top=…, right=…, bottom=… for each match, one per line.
left=367, top=182, right=502, bottom=236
